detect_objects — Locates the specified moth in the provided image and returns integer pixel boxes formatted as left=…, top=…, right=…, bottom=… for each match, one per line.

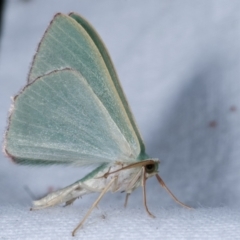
left=3, top=13, right=190, bottom=236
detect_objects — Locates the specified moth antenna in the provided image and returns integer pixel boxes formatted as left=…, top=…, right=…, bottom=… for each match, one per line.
left=156, top=174, right=192, bottom=209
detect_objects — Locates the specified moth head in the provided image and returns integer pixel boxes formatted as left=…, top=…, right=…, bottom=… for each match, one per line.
left=144, top=160, right=159, bottom=178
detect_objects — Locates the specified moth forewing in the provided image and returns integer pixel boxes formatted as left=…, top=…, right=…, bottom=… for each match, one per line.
left=28, top=13, right=142, bottom=158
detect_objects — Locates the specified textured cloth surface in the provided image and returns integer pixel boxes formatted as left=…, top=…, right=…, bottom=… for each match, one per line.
left=1, top=0, right=240, bottom=239
left=1, top=206, right=240, bottom=240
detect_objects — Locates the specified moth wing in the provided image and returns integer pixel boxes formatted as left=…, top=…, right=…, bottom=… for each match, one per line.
left=4, top=69, right=134, bottom=166
left=68, top=13, right=145, bottom=153
left=28, top=13, right=145, bottom=159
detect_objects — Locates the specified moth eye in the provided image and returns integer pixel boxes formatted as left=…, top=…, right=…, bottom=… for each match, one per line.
left=145, top=163, right=155, bottom=173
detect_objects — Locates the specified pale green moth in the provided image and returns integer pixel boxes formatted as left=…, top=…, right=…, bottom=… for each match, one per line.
left=3, top=13, right=190, bottom=236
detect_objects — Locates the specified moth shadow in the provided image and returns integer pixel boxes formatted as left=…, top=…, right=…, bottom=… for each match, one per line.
left=146, top=63, right=239, bottom=208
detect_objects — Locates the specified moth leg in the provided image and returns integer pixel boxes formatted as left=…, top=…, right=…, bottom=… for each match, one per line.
left=124, top=168, right=142, bottom=208
left=64, top=197, right=78, bottom=207
left=142, top=167, right=155, bottom=218
left=95, top=166, right=112, bottom=179
left=124, top=193, right=131, bottom=208
left=72, top=176, right=117, bottom=236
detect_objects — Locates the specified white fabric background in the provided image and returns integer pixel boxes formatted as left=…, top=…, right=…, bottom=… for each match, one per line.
left=1, top=0, right=240, bottom=239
